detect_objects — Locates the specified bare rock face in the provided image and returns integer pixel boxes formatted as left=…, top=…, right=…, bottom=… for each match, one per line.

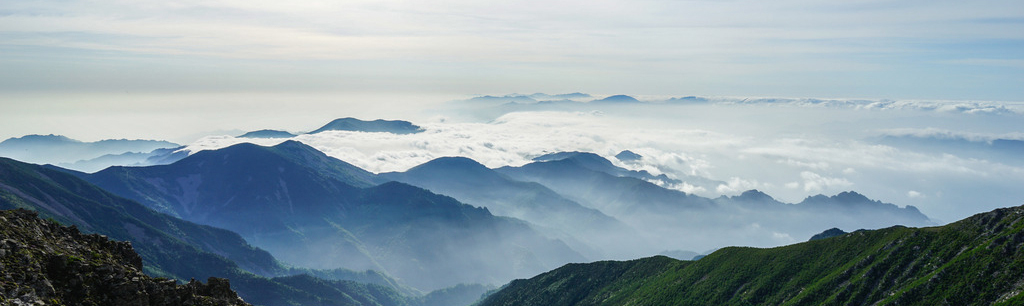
left=0, top=209, right=250, bottom=306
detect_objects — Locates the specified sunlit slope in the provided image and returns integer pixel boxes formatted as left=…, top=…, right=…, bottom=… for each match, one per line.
left=478, top=205, right=1024, bottom=306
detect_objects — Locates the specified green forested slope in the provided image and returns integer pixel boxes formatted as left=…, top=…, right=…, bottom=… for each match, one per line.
left=479, top=205, right=1024, bottom=306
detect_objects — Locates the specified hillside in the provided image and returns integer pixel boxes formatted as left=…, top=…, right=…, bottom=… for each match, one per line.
left=0, top=208, right=250, bottom=306
left=477, top=204, right=1024, bottom=305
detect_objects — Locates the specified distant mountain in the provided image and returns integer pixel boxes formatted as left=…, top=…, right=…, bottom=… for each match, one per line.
left=498, top=151, right=932, bottom=253
left=809, top=227, right=848, bottom=241
left=468, top=95, right=539, bottom=104
left=0, top=134, right=178, bottom=166
left=613, top=150, right=642, bottom=162
left=529, top=151, right=684, bottom=186
left=309, top=117, right=424, bottom=134
left=591, top=95, right=640, bottom=103
left=239, top=129, right=297, bottom=138
left=380, top=156, right=641, bottom=259
left=500, top=152, right=712, bottom=216
left=0, top=209, right=250, bottom=306
left=527, top=93, right=592, bottom=100
left=55, top=146, right=189, bottom=173
left=666, top=95, right=709, bottom=103
left=82, top=141, right=583, bottom=291
left=875, top=134, right=1024, bottom=167
left=477, top=204, right=1024, bottom=306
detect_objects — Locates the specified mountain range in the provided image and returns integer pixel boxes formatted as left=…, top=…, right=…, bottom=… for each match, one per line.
left=492, top=151, right=930, bottom=253
left=0, top=156, right=488, bottom=305
left=0, top=134, right=181, bottom=172
left=79, top=141, right=582, bottom=291
left=2, top=122, right=991, bottom=306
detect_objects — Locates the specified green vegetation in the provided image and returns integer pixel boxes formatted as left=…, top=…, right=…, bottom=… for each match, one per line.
left=478, top=205, right=1024, bottom=306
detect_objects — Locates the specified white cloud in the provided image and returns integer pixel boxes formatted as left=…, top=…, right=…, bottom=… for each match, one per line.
left=799, top=171, right=852, bottom=193
left=715, top=177, right=763, bottom=194
left=166, top=99, right=1024, bottom=224
left=908, top=190, right=924, bottom=198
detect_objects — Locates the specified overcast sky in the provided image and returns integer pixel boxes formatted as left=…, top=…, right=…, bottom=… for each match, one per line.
left=2, top=0, right=1023, bottom=101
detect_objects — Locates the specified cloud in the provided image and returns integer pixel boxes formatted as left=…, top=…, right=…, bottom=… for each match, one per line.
left=799, top=171, right=852, bottom=193
left=4, top=0, right=1024, bottom=99
left=876, top=128, right=1024, bottom=143
left=715, top=177, right=765, bottom=194
left=171, top=98, right=1024, bottom=224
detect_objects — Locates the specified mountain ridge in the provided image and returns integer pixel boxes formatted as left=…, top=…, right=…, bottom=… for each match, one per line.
left=477, top=203, right=1024, bottom=305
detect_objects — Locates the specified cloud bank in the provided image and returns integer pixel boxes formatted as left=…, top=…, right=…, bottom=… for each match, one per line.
left=177, top=95, right=1024, bottom=224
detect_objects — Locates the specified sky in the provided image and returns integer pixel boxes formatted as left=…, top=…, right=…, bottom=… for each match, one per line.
left=2, top=1, right=1024, bottom=226
left=2, top=0, right=1023, bottom=101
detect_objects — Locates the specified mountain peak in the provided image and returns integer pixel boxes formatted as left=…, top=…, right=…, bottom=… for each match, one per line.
left=734, top=189, right=776, bottom=202
left=615, top=150, right=643, bottom=162
left=309, top=117, right=423, bottom=134
left=238, top=129, right=296, bottom=138
left=808, top=227, right=848, bottom=241
left=594, top=95, right=640, bottom=103
left=415, top=156, right=489, bottom=171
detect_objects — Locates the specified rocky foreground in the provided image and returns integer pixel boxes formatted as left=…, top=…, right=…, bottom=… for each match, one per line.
left=0, top=209, right=250, bottom=306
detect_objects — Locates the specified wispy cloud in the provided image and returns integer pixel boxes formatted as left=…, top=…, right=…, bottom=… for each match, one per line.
left=2, top=0, right=1022, bottom=98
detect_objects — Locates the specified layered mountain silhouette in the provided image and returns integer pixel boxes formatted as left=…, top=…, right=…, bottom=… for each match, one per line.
left=477, top=204, right=1024, bottom=305
left=0, top=134, right=179, bottom=171
left=0, top=157, right=436, bottom=306
left=380, top=156, right=643, bottom=259
left=496, top=151, right=932, bottom=253
left=308, top=117, right=423, bottom=134
left=81, top=141, right=582, bottom=291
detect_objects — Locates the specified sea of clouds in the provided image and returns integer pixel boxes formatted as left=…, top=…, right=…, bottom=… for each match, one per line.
left=179, top=95, right=1024, bottom=223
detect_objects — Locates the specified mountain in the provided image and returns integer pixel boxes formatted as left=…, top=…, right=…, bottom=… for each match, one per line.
left=591, top=95, right=640, bottom=103
left=499, top=152, right=713, bottom=216
left=0, top=134, right=179, bottom=166
left=809, top=227, right=848, bottom=241
left=55, top=146, right=189, bottom=173
left=0, top=157, right=287, bottom=279
left=497, top=151, right=932, bottom=254
left=380, top=156, right=640, bottom=259
left=527, top=93, right=592, bottom=100
left=0, top=157, right=438, bottom=305
left=477, top=204, right=1024, bottom=306
left=308, top=118, right=423, bottom=134
left=468, top=95, right=539, bottom=104
left=875, top=134, right=1024, bottom=167
left=528, top=151, right=684, bottom=187
left=0, top=208, right=250, bottom=306
left=82, top=141, right=583, bottom=291
left=666, top=96, right=709, bottom=103
left=613, top=150, right=642, bottom=162
left=239, top=130, right=297, bottom=139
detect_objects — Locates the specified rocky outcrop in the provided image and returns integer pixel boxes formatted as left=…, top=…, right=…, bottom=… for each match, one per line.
left=0, top=209, right=250, bottom=306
